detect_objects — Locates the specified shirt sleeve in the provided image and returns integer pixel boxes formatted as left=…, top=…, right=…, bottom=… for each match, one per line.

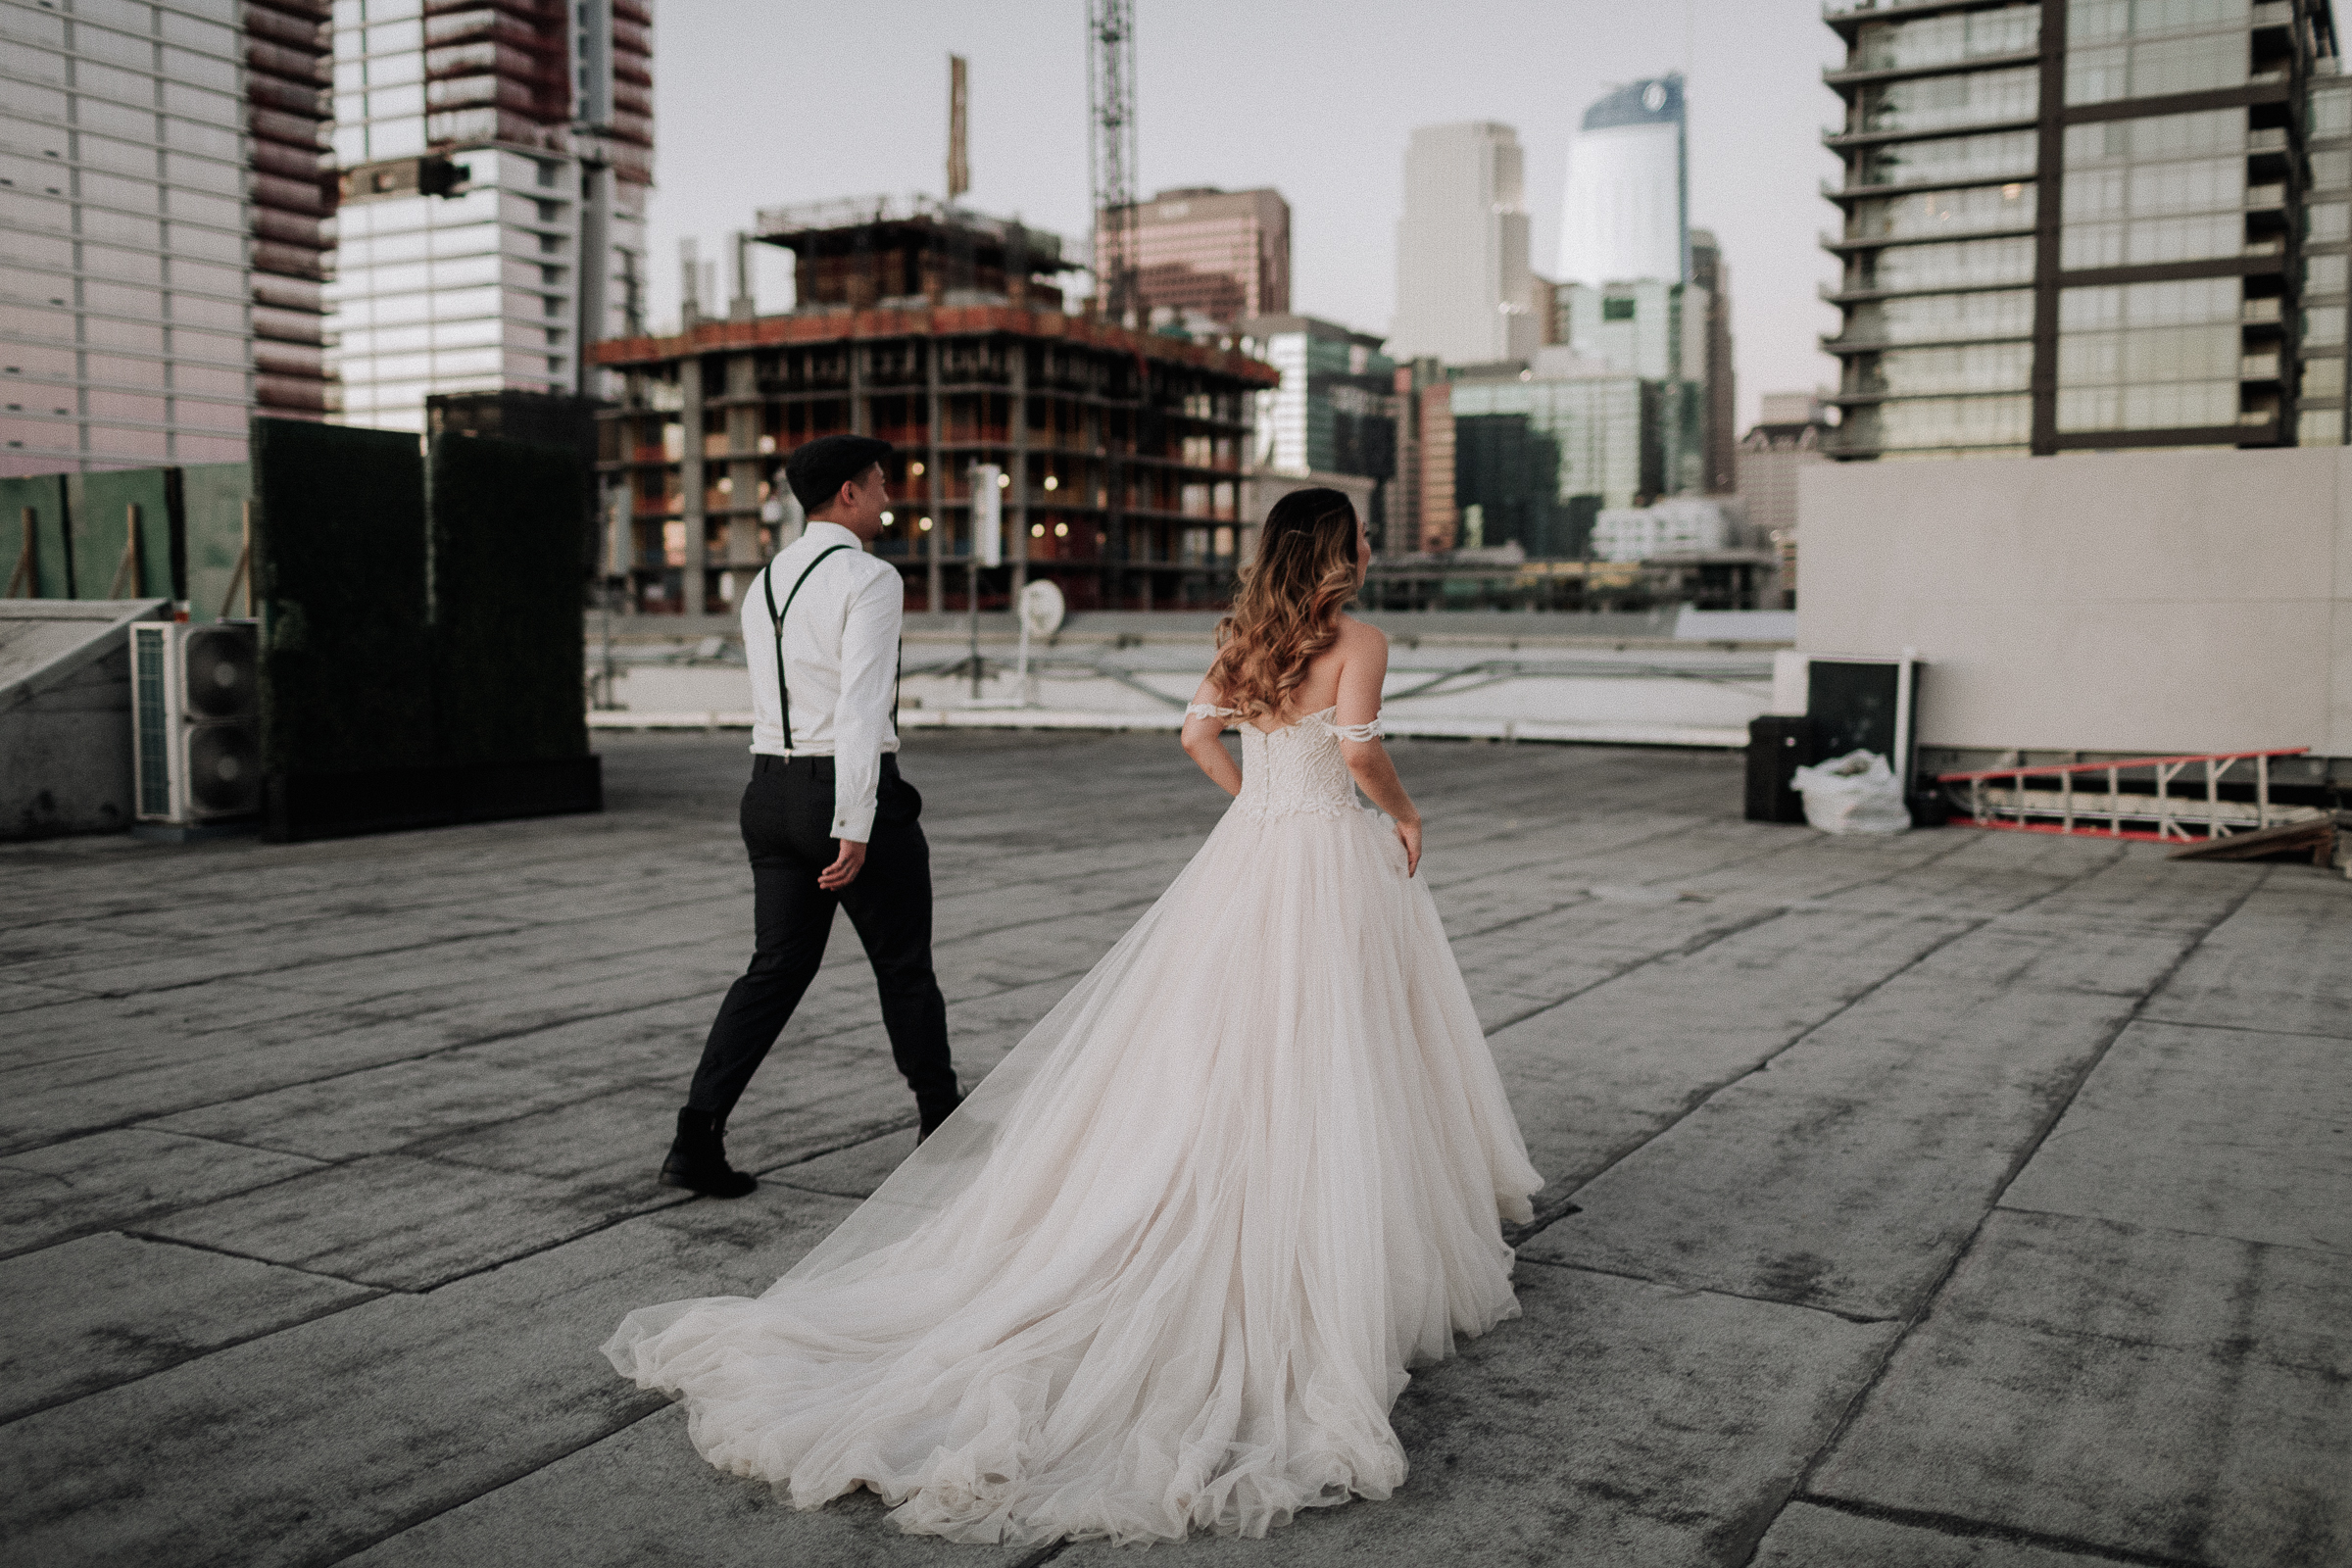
left=828, top=564, right=901, bottom=843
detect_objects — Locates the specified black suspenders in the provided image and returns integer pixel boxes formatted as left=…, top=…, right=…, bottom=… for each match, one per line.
left=763, top=545, right=851, bottom=753
left=760, top=545, right=904, bottom=754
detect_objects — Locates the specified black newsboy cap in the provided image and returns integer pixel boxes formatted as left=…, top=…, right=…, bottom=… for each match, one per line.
left=785, top=434, right=895, bottom=514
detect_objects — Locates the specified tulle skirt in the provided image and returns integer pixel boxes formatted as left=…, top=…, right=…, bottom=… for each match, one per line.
left=603, top=801, right=1544, bottom=1545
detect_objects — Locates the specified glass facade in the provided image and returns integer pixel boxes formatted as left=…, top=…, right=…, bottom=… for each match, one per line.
left=1825, top=0, right=2342, bottom=459
left=1450, top=369, right=1659, bottom=547
left=1239, top=316, right=1395, bottom=483
left=325, top=0, right=651, bottom=433
left=2304, top=70, right=2352, bottom=442
left=1554, top=280, right=1712, bottom=495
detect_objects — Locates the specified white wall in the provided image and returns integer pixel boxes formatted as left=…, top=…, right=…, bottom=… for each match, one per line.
left=1797, top=448, right=2352, bottom=758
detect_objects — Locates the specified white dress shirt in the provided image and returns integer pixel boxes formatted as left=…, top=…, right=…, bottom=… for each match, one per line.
left=741, top=520, right=902, bottom=843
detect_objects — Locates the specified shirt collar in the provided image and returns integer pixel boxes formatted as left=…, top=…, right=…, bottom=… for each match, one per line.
left=802, top=520, right=862, bottom=550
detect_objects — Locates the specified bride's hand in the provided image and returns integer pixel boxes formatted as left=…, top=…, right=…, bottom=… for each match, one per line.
left=1395, top=816, right=1421, bottom=878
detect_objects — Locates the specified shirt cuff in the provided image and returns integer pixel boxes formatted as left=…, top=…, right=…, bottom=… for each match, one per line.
left=831, top=803, right=875, bottom=843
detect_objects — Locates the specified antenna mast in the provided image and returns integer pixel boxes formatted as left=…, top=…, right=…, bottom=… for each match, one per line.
left=1087, top=0, right=1139, bottom=327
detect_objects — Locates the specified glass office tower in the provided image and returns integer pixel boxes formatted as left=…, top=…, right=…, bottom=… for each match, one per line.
left=1823, top=0, right=2342, bottom=459
left=325, top=0, right=651, bottom=432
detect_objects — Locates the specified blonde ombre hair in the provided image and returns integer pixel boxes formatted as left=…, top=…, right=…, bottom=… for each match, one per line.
left=1205, top=488, right=1361, bottom=721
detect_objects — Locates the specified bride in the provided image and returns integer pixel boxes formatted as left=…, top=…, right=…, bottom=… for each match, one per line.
left=603, top=487, right=1544, bottom=1546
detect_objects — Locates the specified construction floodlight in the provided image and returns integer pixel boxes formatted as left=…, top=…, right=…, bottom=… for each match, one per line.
left=132, top=621, right=262, bottom=825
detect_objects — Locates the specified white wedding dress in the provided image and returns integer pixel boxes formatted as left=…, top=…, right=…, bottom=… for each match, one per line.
left=604, top=708, right=1544, bottom=1545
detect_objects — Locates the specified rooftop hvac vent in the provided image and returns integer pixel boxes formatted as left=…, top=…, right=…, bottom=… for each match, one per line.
left=131, top=622, right=262, bottom=826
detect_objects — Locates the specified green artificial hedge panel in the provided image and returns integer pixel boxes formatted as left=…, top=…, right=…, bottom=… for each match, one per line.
left=71, top=467, right=173, bottom=601
left=178, top=462, right=252, bottom=622
left=253, top=418, right=434, bottom=777
left=426, top=432, right=588, bottom=765
left=0, top=474, right=74, bottom=598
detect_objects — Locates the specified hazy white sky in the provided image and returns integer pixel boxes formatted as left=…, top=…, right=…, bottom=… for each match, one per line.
left=643, top=0, right=1847, bottom=432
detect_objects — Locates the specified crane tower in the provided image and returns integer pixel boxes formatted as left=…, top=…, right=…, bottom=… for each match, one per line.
left=1087, top=0, right=1140, bottom=327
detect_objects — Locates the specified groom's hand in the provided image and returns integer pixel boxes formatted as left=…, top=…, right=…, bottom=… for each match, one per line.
left=817, top=838, right=867, bottom=891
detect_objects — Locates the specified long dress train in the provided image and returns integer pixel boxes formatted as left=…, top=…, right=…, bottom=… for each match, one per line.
left=603, top=708, right=1544, bottom=1545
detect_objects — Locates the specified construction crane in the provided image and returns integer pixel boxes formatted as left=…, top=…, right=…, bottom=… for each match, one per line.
left=1087, top=0, right=1139, bottom=327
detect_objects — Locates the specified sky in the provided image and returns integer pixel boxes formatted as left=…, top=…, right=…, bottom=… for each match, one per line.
left=642, top=0, right=1847, bottom=433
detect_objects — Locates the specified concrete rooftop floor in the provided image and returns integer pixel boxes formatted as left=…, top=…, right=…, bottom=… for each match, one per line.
left=2, top=731, right=2347, bottom=1568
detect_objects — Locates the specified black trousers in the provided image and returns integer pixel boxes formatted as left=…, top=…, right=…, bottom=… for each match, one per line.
left=686, top=753, right=956, bottom=1122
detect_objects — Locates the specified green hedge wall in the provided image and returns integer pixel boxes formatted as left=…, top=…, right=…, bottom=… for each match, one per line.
left=426, top=432, right=588, bottom=766
left=253, top=417, right=434, bottom=777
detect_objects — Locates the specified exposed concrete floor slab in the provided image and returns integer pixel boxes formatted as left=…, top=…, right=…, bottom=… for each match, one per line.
left=1810, top=1209, right=2352, bottom=1568
left=2, top=731, right=2344, bottom=1568
left=0, top=1232, right=375, bottom=1421
left=2001, top=1019, right=2352, bottom=1254
left=1053, top=1264, right=1898, bottom=1568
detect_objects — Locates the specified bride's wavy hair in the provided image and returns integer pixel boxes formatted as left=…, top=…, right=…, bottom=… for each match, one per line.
left=1206, top=487, right=1362, bottom=720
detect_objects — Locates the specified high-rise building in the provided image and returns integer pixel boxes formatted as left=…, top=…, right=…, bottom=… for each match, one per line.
left=3, top=0, right=333, bottom=476
left=325, top=0, right=651, bottom=434
left=1096, top=186, right=1289, bottom=328
left=1556, top=277, right=1709, bottom=495
left=1449, top=347, right=1671, bottom=557
left=1823, top=0, right=2342, bottom=460
left=1391, top=122, right=1538, bottom=366
left=1689, top=227, right=1737, bottom=490
left=1737, top=390, right=1835, bottom=606
left=1240, top=316, right=1395, bottom=476
left=1557, top=74, right=1689, bottom=287
left=1239, top=314, right=1396, bottom=548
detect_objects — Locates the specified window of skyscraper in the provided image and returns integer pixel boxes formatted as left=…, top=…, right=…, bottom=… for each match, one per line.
left=1858, top=342, right=2033, bottom=397
left=1853, top=5, right=2039, bottom=73
left=2069, top=0, right=2252, bottom=45
left=1851, top=181, right=2034, bottom=241
left=1859, top=129, right=2038, bottom=189
left=1864, top=235, right=2036, bottom=291
left=1856, top=67, right=2039, bottom=136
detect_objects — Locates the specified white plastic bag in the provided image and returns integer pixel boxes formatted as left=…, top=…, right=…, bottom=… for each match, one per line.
left=1790, top=749, right=1912, bottom=835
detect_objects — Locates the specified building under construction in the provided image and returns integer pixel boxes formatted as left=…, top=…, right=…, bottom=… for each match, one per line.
left=589, top=197, right=1278, bottom=614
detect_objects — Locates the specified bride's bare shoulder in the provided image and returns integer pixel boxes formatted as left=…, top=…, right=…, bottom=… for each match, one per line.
left=1334, top=613, right=1387, bottom=652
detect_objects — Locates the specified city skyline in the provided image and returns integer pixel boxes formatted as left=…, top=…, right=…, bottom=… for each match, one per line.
left=639, top=0, right=1843, bottom=435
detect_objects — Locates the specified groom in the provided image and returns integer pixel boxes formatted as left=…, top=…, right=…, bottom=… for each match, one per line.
left=659, top=434, right=960, bottom=1199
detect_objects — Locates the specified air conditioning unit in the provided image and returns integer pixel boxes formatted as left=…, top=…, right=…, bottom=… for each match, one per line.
left=131, top=621, right=262, bottom=826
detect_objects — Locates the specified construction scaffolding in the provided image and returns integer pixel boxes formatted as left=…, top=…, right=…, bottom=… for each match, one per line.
left=589, top=209, right=1277, bottom=615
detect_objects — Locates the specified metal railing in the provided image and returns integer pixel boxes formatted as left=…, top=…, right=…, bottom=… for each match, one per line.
left=1938, top=748, right=2315, bottom=843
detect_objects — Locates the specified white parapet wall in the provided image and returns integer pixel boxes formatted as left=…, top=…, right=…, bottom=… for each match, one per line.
left=1797, top=447, right=2352, bottom=759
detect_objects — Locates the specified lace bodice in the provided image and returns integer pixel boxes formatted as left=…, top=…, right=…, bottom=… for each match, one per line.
left=1186, top=705, right=1381, bottom=821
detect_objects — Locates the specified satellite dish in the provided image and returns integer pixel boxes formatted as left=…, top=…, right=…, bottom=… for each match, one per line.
left=1019, top=578, right=1065, bottom=638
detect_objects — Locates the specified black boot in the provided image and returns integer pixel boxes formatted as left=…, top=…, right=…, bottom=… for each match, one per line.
left=916, top=1090, right=963, bottom=1145
left=659, top=1107, right=758, bottom=1198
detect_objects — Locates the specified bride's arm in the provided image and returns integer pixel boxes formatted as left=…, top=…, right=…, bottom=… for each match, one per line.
left=1180, top=676, right=1244, bottom=797
left=1334, top=622, right=1423, bottom=876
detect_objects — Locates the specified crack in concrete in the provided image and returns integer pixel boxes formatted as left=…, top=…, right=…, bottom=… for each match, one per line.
left=1514, top=1254, right=1897, bottom=1327
left=1992, top=1202, right=2352, bottom=1261
left=1786, top=1494, right=2220, bottom=1568
left=113, top=1228, right=398, bottom=1294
